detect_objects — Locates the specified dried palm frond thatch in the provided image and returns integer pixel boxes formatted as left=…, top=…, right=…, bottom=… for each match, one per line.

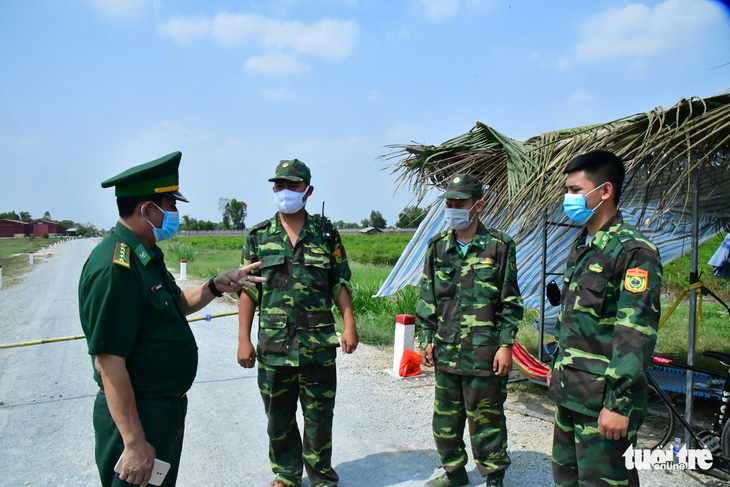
left=384, top=91, right=730, bottom=233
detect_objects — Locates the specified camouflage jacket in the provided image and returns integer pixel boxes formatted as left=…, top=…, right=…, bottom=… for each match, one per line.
left=242, top=212, right=352, bottom=367
left=549, top=212, right=662, bottom=418
left=416, top=222, right=524, bottom=376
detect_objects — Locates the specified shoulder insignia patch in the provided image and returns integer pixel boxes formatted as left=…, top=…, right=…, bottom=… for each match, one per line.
left=595, top=232, right=611, bottom=251
left=624, top=267, right=648, bottom=293
left=334, top=248, right=343, bottom=264
left=112, top=242, right=131, bottom=268
left=251, top=219, right=271, bottom=232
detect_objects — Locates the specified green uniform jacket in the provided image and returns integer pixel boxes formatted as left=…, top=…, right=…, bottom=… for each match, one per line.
left=549, top=212, right=662, bottom=418
left=78, top=222, right=198, bottom=399
left=416, top=223, right=524, bottom=376
left=242, top=212, right=353, bottom=367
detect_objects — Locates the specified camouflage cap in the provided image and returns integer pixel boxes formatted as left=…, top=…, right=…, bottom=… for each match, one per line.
left=268, top=159, right=311, bottom=185
left=439, top=173, right=483, bottom=200
left=101, top=151, right=188, bottom=202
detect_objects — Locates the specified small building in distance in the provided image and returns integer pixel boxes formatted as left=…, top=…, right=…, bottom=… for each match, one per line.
left=0, top=219, right=66, bottom=238
left=30, top=220, right=65, bottom=237
left=0, top=219, right=29, bottom=238
left=359, top=227, right=383, bottom=235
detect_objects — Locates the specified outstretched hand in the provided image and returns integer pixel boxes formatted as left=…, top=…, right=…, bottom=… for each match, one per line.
left=215, top=262, right=266, bottom=293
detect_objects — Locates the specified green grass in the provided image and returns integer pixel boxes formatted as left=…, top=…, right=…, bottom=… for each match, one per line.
left=0, top=237, right=64, bottom=286
left=340, top=233, right=412, bottom=266
left=663, top=233, right=730, bottom=304
left=158, top=237, right=245, bottom=278
left=655, top=300, right=730, bottom=374
left=335, top=262, right=419, bottom=346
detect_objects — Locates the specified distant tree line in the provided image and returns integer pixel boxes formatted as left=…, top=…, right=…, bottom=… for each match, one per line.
left=2, top=201, right=428, bottom=236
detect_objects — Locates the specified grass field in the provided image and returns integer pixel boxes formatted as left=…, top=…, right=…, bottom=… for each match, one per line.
left=0, top=237, right=64, bottom=286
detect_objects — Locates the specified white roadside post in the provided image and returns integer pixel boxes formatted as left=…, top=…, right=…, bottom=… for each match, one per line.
left=392, top=314, right=416, bottom=375
left=0, top=263, right=3, bottom=288
left=29, top=251, right=34, bottom=265
left=180, top=260, right=187, bottom=280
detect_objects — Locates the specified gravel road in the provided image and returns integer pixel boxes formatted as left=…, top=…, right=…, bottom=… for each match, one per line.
left=0, top=238, right=724, bottom=486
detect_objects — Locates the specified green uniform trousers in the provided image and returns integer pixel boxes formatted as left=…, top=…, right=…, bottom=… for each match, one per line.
left=552, top=405, right=642, bottom=487
left=258, top=359, right=338, bottom=487
left=93, top=392, right=188, bottom=487
left=433, top=369, right=510, bottom=477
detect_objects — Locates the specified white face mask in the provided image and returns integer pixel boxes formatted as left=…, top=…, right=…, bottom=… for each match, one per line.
left=445, top=200, right=479, bottom=230
left=274, top=186, right=309, bottom=214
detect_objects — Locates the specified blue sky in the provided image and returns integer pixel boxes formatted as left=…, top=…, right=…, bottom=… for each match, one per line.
left=1, top=0, right=729, bottom=230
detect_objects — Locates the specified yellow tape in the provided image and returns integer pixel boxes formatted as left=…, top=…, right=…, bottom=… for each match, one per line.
left=0, top=312, right=239, bottom=349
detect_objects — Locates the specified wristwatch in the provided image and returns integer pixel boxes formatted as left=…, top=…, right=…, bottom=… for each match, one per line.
left=207, top=277, right=223, bottom=298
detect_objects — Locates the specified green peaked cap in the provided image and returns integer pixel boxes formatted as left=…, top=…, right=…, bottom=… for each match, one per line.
left=101, top=151, right=188, bottom=201
left=439, top=173, right=484, bottom=200
left=268, top=158, right=311, bottom=185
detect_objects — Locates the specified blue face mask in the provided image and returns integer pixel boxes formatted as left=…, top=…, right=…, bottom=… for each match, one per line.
left=563, top=183, right=606, bottom=225
left=445, top=200, right=479, bottom=230
left=146, top=202, right=180, bottom=242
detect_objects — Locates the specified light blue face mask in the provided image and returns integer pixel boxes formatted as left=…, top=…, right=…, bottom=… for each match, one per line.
left=146, top=202, right=180, bottom=242
left=563, top=183, right=606, bottom=225
left=445, top=200, right=479, bottom=230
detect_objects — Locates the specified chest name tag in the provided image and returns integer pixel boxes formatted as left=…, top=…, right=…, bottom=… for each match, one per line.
left=624, top=267, right=649, bottom=293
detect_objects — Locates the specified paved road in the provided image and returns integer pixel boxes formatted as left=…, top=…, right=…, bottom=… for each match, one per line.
left=0, top=239, right=721, bottom=486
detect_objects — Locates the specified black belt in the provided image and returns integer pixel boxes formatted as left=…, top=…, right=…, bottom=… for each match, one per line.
left=98, top=388, right=187, bottom=399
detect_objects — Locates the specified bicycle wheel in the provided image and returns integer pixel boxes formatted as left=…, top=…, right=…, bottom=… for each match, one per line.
left=721, top=418, right=730, bottom=473
left=635, top=383, right=674, bottom=451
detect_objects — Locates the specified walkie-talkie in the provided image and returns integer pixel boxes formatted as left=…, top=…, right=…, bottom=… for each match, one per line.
left=321, top=202, right=334, bottom=241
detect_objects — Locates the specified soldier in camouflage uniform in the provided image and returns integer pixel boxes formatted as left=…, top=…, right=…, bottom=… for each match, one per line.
left=548, top=150, right=662, bottom=487
left=238, top=159, right=358, bottom=487
left=417, top=174, right=524, bottom=487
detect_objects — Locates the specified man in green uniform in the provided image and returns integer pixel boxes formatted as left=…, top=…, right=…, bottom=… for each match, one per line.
left=417, top=174, right=524, bottom=487
left=548, top=150, right=662, bottom=487
left=237, top=159, right=358, bottom=487
left=79, top=151, right=264, bottom=487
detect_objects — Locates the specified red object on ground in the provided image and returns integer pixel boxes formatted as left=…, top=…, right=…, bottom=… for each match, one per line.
left=399, top=350, right=422, bottom=377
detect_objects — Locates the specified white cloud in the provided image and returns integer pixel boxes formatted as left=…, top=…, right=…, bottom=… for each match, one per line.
left=211, top=12, right=266, bottom=46
left=157, top=15, right=210, bottom=43
left=263, top=17, right=359, bottom=60
left=87, top=0, right=149, bottom=19
left=158, top=12, right=359, bottom=68
left=416, top=0, right=460, bottom=22
left=246, top=52, right=309, bottom=75
left=569, top=0, right=723, bottom=66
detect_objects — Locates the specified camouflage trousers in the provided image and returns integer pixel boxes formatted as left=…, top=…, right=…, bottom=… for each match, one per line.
left=258, top=359, right=338, bottom=487
left=433, top=369, right=510, bottom=476
left=552, top=405, right=642, bottom=487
